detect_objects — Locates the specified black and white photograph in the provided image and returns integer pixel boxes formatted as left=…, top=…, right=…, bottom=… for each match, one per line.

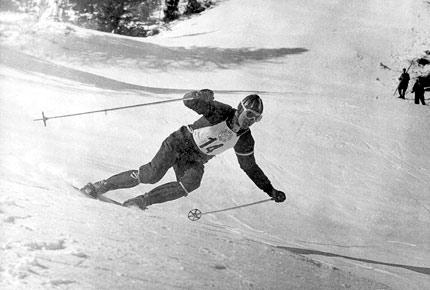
left=1, top=0, right=429, bottom=289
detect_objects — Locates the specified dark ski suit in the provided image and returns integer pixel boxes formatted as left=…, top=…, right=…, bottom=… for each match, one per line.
left=101, top=90, right=274, bottom=205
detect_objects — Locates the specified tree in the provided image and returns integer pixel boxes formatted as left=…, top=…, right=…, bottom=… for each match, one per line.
left=163, top=0, right=179, bottom=22
left=68, top=0, right=160, bottom=33
left=185, top=0, right=205, bottom=15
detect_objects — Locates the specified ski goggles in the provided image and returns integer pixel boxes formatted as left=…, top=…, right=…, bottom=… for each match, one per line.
left=240, top=100, right=262, bottom=122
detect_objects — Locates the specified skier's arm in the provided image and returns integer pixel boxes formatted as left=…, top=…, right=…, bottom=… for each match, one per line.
left=183, top=89, right=215, bottom=115
left=236, top=153, right=274, bottom=194
left=183, top=89, right=233, bottom=119
left=237, top=154, right=286, bottom=202
left=235, top=132, right=285, bottom=202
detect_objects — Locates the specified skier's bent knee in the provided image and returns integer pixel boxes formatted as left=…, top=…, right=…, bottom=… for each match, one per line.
left=138, top=165, right=164, bottom=184
left=179, top=180, right=201, bottom=195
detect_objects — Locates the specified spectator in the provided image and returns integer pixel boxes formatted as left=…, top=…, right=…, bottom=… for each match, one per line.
left=397, top=68, right=410, bottom=99
left=411, top=78, right=426, bottom=105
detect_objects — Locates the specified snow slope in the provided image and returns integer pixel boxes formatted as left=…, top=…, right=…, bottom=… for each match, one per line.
left=1, top=0, right=430, bottom=289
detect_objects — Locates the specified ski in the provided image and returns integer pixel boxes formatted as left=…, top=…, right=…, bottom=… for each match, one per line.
left=71, top=185, right=124, bottom=206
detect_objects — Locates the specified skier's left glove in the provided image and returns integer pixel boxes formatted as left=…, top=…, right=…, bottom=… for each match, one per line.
left=269, top=189, right=286, bottom=203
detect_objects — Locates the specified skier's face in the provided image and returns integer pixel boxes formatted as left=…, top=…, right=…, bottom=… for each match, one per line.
left=238, top=114, right=255, bottom=129
left=237, top=109, right=262, bottom=129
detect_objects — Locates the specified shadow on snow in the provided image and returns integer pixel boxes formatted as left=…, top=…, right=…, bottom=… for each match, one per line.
left=0, top=47, right=287, bottom=95
left=58, top=34, right=308, bottom=70
left=277, top=246, right=430, bottom=276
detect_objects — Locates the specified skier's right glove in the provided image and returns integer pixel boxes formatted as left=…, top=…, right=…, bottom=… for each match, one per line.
left=184, top=89, right=214, bottom=101
left=269, top=189, right=286, bottom=203
left=197, top=89, right=214, bottom=101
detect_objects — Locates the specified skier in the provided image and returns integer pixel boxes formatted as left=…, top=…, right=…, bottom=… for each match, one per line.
left=80, top=89, right=286, bottom=209
left=397, top=68, right=410, bottom=99
left=411, top=78, right=426, bottom=105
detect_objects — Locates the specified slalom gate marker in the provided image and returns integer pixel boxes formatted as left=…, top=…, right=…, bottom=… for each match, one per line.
left=188, top=198, right=273, bottom=221
left=33, top=97, right=194, bottom=127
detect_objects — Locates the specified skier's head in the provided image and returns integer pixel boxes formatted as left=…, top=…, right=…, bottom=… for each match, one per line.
left=235, top=94, right=263, bottom=129
left=403, top=68, right=407, bottom=72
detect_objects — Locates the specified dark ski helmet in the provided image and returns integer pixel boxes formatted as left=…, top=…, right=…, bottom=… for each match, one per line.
left=236, top=94, right=263, bottom=128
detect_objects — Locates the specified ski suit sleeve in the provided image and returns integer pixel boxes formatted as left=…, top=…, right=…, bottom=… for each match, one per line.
left=237, top=154, right=274, bottom=194
left=235, top=131, right=274, bottom=194
left=183, top=90, right=232, bottom=119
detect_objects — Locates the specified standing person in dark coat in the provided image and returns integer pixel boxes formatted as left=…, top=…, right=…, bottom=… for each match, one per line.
left=397, top=68, right=410, bottom=99
left=411, top=78, right=426, bottom=105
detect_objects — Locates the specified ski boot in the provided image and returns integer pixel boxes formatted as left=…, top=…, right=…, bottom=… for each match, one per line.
left=123, top=195, right=149, bottom=210
left=122, top=182, right=188, bottom=209
left=80, top=180, right=109, bottom=198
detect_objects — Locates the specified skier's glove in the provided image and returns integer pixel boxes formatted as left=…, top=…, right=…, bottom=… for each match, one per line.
left=198, top=89, right=214, bottom=101
left=269, top=189, right=286, bottom=203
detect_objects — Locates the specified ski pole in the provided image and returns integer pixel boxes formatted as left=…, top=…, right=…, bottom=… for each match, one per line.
left=188, top=198, right=274, bottom=221
left=34, top=96, right=193, bottom=127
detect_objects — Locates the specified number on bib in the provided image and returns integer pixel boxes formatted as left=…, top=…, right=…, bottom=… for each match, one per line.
left=205, top=144, right=223, bottom=153
left=199, top=137, right=224, bottom=154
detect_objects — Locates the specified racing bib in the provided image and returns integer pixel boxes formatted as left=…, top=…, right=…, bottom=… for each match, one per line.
left=191, top=121, right=240, bottom=156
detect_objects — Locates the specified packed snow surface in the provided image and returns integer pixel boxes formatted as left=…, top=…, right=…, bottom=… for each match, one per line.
left=1, top=0, right=429, bottom=289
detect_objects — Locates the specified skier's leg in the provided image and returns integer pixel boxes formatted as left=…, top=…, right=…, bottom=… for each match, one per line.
left=123, top=162, right=204, bottom=209
left=82, top=134, right=179, bottom=196
left=138, top=135, right=179, bottom=184
left=174, top=162, right=204, bottom=194
left=80, top=169, right=141, bottom=197
left=123, top=182, right=187, bottom=209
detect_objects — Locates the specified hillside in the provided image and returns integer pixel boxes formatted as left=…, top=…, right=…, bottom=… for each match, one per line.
left=1, top=0, right=429, bottom=289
